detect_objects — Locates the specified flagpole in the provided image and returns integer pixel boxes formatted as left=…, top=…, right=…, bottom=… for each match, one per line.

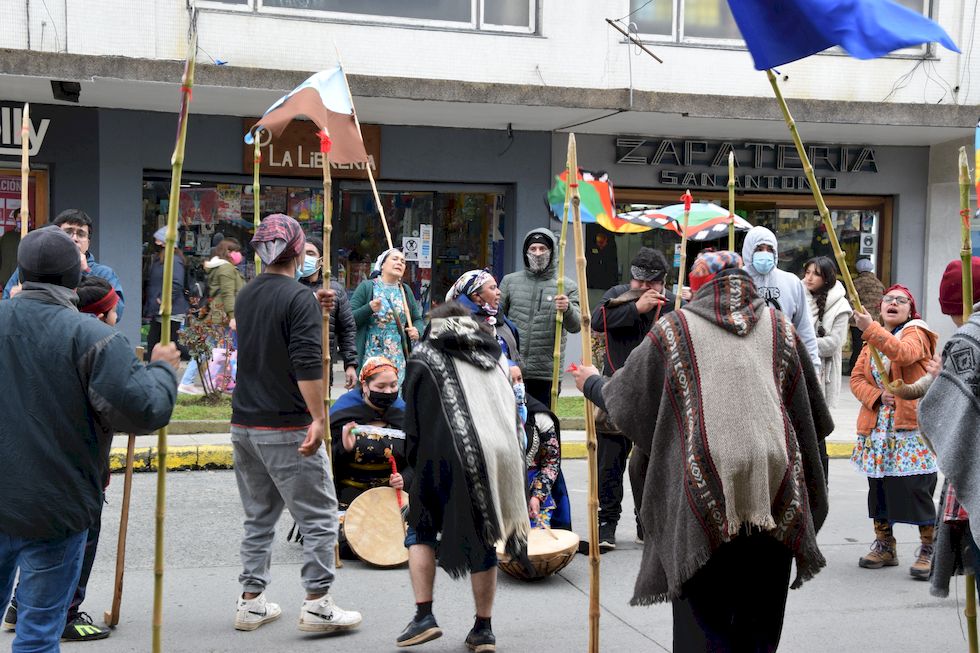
left=153, top=28, right=196, bottom=653
left=728, top=152, right=736, bottom=252
left=550, top=170, right=573, bottom=413
left=253, top=131, right=262, bottom=275
left=675, top=190, right=692, bottom=311
left=567, top=133, right=601, bottom=653
left=20, top=103, right=29, bottom=237
left=765, top=70, right=904, bottom=396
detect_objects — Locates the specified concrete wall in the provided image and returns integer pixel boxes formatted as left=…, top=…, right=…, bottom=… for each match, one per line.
left=1, top=0, right=975, bottom=106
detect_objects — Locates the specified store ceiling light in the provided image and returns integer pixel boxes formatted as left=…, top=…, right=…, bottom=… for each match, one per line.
left=50, top=80, right=81, bottom=103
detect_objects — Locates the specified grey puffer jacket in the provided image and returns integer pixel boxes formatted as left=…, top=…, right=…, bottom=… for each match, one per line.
left=499, top=228, right=582, bottom=380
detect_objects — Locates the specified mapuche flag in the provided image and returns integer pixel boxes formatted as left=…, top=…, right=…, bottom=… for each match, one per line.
left=726, top=0, right=958, bottom=70
left=547, top=169, right=650, bottom=234
left=243, top=66, right=368, bottom=164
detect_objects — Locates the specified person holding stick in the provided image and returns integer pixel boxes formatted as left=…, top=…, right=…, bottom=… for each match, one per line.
left=0, top=228, right=178, bottom=651
left=230, top=214, right=361, bottom=634
left=571, top=251, right=831, bottom=652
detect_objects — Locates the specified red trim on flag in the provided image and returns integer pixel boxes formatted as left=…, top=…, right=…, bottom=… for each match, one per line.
left=318, top=130, right=332, bottom=154
left=181, top=85, right=193, bottom=102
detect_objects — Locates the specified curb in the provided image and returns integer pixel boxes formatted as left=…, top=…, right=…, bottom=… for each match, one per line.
left=108, top=441, right=857, bottom=473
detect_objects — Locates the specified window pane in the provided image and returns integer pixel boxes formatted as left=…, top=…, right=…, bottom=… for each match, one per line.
left=629, top=0, right=672, bottom=35
left=894, top=0, right=925, bottom=13
left=484, top=0, right=530, bottom=26
left=263, top=0, right=472, bottom=22
left=683, top=0, right=741, bottom=39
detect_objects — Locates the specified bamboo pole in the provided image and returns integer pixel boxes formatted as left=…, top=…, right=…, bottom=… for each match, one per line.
left=728, top=151, right=736, bottom=252
left=968, top=575, right=979, bottom=653
left=567, top=134, right=600, bottom=653
left=152, top=30, right=196, bottom=653
left=675, top=191, right=692, bottom=311
left=20, top=103, right=29, bottom=238
left=550, top=169, right=573, bottom=412
left=765, top=70, right=902, bottom=394
left=253, top=132, right=262, bottom=275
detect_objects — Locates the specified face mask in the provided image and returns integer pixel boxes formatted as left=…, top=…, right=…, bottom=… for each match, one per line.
left=752, top=251, right=775, bottom=275
left=513, top=382, right=528, bottom=424
left=368, top=390, right=398, bottom=410
left=299, top=255, right=319, bottom=279
left=527, top=251, right=550, bottom=273
left=229, top=251, right=243, bottom=266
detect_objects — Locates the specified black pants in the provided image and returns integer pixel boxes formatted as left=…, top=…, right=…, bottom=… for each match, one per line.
left=145, top=319, right=190, bottom=361
left=848, top=326, right=863, bottom=373
left=11, top=502, right=102, bottom=623
left=524, top=378, right=556, bottom=407
left=672, top=533, right=793, bottom=652
left=598, top=432, right=637, bottom=527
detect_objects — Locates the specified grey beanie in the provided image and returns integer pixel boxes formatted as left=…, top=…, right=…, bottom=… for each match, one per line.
left=18, top=226, right=83, bottom=288
left=856, top=258, right=874, bottom=273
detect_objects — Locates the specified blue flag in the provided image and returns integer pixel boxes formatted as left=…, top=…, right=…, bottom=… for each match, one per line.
left=727, top=0, right=959, bottom=70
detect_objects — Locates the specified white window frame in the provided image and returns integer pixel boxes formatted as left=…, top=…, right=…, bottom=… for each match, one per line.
left=194, top=0, right=254, bottom=13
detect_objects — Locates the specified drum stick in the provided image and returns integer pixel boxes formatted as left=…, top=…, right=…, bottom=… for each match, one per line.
left=389, top=455, right=407, bottom=537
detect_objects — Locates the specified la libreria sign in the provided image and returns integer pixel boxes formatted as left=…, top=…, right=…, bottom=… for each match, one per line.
left=614, top=137, right=878, bottom=192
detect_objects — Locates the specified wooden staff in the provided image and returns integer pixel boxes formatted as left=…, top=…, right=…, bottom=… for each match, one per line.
left=252, top=131, right=262, bottom=275
left=765, top=70, right=905, bottom=396
left=567, top=133, right=601, bottom=653
left=20, top=103, right=29, bottom=237
left=152, top=29, right=196, bottom=653
left=728, top=151, right=736, bottom=251
left=675, top=190, right=692, bottom=311
left=103, top=347, right=143, bottom=628
left=550, top=168, right=573, bottom=412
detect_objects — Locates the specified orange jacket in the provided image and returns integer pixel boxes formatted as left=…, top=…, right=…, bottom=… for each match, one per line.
left=850, top=320, right=937, bottom=435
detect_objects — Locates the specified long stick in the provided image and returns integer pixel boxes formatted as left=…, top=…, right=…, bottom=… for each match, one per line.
left=604, top=18, right=664, bottom=63
left=550, top=169, right=573, bottom=412
left=253, top=132, right=262, bottom=275
left=153, top=30, right=196, bottom=653
left=728, top=151, right=736, bottom=251
left=105, top=433, right=136, bottom=627
left=675, top=190, right=692, bottom=311
left=765, top=70, right=902, bottom=394
left=568, top=134, right=600, bottom=653
left=20, top=103, right=29, bottom=237
left=968, top=574, right=979, bottom=653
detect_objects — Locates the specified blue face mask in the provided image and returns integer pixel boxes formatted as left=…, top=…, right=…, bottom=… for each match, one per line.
left=297, top=255, right=319, bottom=280
left=513, top=381, right=528, bottom=424
left=752, top=251, right=775, bottom=275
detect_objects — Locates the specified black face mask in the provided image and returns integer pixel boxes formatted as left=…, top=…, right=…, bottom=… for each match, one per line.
left=368, top=390, right=398, bottom=410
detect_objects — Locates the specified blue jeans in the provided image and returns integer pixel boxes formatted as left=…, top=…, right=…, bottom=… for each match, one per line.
left=0, top=530, right=87, bottom=652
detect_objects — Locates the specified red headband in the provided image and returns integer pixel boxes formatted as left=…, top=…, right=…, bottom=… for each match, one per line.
left=80, top=288, right=119, bottom=317
left=882, top=284, right=920, bottom=319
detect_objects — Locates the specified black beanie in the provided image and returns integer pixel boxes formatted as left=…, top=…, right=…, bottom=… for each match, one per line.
left=526, top=232, right=552, bottom=249
left=17, top=226, right=83, bottom=288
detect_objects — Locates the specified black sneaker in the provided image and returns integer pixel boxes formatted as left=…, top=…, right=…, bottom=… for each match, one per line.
left=2, top=602, right=15, bottom=631
left=464, top=624, right=496, bottom=652
left=396, top=614, right=442, bottom=647
left=62, top=613, right=111, bottom=641
left=598, top=522, right=617, bottom=551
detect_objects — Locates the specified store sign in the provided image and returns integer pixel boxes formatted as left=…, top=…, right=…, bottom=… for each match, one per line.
left=243, top=119, right=381, bottom=179
left=614, top=137, right=878, bottom=192
left=0, top=106, right=50, bottom=156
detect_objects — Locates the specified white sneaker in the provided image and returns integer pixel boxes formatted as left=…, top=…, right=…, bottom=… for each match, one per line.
left=235, top=592, right=282, bottom=631
left=178, top=383, right=204, bottom=396
left=298, top=594, right=362, bottom=633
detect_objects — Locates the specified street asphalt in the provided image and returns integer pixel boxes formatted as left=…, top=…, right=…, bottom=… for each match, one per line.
left=8, top=458, right=970, bottom=652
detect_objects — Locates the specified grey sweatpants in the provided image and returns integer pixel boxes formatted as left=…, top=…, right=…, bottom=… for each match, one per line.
left=231, top=426, right=338, bottom=594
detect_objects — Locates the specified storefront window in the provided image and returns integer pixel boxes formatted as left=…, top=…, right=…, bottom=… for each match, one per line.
left=335, top=188, right=505, bottom=312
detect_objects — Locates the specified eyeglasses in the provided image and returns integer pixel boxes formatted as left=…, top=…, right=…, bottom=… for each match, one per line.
left=881, top=295, right=910, bottom=305
left=61, top=227, right=89, bottom=240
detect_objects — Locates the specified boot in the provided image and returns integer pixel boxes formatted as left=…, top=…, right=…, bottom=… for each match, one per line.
left=910, top=525, right=935, bottom=580
left=859, top=520, right=899, bottom=569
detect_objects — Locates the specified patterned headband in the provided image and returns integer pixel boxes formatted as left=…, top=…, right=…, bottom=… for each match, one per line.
left=359, top=356, right=398, bottom=383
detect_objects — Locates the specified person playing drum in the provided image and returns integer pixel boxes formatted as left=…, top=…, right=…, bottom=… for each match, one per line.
left=331, top=356, right=412, bottom=510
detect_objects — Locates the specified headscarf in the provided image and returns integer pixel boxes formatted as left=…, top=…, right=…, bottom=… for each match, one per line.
left=689, top=250, right=743, bottom=292
left=359, top=356, right=399, bottom=383
left=370, top=248, right=400, bottom=279
left=882, top=284, right=921, bottom=320
left=250, top=213, right=305, bottom=266
left=446, top=269, right=495, bottom=302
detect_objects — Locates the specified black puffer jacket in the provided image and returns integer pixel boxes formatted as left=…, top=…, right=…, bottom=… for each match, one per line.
left=301, top=278, right=357, bottom=370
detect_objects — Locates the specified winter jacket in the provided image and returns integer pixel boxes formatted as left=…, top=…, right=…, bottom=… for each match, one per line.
left=850, top=271, right=885, bottom=325
left=850, top=319, right=937, bottom=435
left=806, top=281, right=852, bottom=408
left=205, top=257, right=245, bottom=324
left=4, top=252, right=127, bottom=320
left=591, top=283, right=677, bottom=376
left=0, top=283, right=177, bottom=539
left=741, top=226, right=820, bottom=370
left=349, top=279, right=424, bottom=363
left=499, top=228, right=582, bottom=380
left=301, top=278, right=358, bottom=370
left=143, top=255, right=189, bottom=319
